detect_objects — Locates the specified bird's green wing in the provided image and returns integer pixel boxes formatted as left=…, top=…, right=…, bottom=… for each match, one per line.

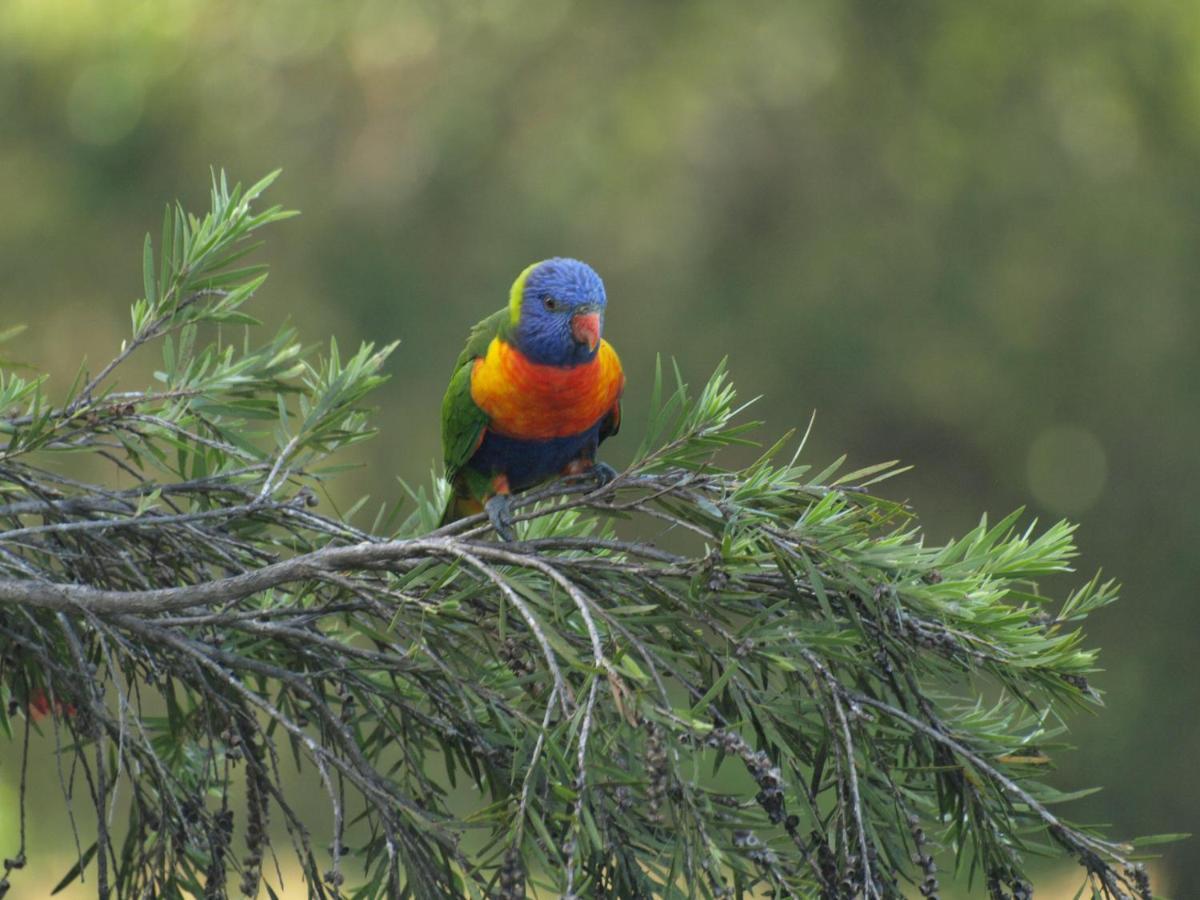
left=441, top=307, right=508, bottom=481
left=453, top=307, right=509, bottom=371
left=441, top=363, right=488, bottom=482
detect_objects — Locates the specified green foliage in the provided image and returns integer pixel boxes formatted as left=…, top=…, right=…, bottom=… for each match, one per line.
left=0, top=170, right=391, bottom=499
left=5, top=6, right=1200, bottom=879
left=0, top=176, right=1164, bottom=899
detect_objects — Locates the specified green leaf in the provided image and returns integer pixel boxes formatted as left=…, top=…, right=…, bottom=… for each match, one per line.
left=1129, top=832, right=1190, bottom=847
left=51, top=842, right=98, bottom=894
left=0, top=323, right=27, bottom=345
left=143, top=233, right=157, bottom=305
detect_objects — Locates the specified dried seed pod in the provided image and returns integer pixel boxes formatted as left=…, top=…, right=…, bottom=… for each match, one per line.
left=645, top=723, right=668, bottom=823
left=497, top=845, right=525, bottom=900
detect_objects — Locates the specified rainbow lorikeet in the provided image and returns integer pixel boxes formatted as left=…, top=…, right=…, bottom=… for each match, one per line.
left=440, top=258, right=625, bottom=540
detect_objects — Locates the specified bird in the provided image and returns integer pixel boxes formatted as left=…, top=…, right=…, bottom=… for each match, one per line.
left=440, top=258, right=625, bottom=540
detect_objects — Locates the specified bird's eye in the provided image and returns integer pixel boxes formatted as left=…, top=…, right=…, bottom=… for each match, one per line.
left=542, top=296, right=560, bottom=312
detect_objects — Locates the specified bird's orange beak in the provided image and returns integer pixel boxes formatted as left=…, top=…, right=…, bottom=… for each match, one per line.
left=571, top=311, right=601, bottom=352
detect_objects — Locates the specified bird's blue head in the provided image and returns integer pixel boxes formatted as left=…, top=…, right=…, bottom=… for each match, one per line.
left=508, top=258, right=607, bottom=366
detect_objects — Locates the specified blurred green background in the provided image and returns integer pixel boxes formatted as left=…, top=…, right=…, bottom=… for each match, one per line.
left=1, top=0, right=1196, bottom=893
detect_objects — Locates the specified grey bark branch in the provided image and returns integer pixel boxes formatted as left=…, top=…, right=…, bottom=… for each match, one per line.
left=0, top=536, right=443, bottom=614
left=0, top=475, right=663, bottom=616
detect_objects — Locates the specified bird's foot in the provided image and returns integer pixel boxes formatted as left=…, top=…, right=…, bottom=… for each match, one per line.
left=485, top=493, right=516, bottom=542
left=591, top=461, right=618, bottom=487
left=562, top=459, right=619, bottom=491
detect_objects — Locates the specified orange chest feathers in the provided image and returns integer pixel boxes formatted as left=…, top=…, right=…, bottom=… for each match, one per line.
left=470, top=337, right=624, bottom=440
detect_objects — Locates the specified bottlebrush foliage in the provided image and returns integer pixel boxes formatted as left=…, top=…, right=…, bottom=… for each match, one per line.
left=0, top=174, right=1167, bottom=899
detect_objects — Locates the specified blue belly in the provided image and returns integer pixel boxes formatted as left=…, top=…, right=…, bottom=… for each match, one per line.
left=468, top=424, right=602, bottom=491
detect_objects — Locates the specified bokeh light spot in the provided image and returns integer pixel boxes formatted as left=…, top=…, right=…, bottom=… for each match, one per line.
left=65, top=62, right=144, bottom=146
left=1049, top=65, right=1140, bottom=178
left=1027, top=425, right=1108, bottom=515
left=249, top=1, right=333, bottom=62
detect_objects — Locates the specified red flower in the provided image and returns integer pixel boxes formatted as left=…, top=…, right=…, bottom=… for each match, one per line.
left=28, top=687, right=75, bottom=720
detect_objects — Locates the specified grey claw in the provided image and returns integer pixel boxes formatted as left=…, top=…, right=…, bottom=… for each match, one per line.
left=485, top=494, right=516, bottom=541
left=592, top=461, right=618, bottom=487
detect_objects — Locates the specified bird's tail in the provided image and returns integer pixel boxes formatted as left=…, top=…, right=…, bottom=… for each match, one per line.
left=439, top=494, right=483, bottom=528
